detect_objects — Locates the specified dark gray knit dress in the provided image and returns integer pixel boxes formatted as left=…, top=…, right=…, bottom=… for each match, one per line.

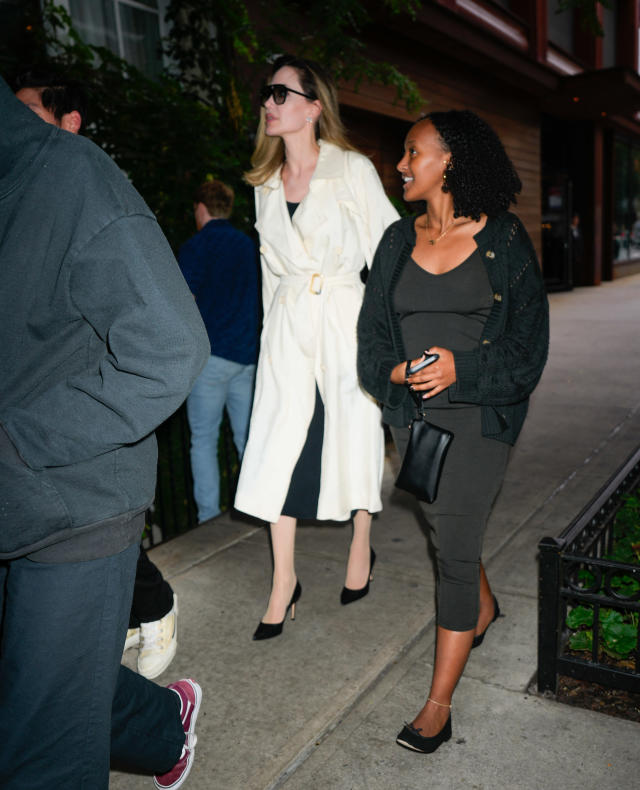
left=391, top=251, right=510, bottom=631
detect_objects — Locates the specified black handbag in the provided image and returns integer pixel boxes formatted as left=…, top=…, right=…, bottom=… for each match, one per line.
left=395, top=380, right=453, bottom=504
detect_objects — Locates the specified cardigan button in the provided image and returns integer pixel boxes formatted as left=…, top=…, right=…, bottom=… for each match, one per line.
left=493, top=292, right=502, bottom=302
left=482, top=339, right=491, bottom=345
left=486, top=250, right=495, bottom=259
left=260, top=245, right=266, bottom=253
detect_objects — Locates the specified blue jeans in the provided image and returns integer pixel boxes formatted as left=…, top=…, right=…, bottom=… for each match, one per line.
left=0, top=544, right=184, bottom=789
left=186, top=354, right=256, bottom=522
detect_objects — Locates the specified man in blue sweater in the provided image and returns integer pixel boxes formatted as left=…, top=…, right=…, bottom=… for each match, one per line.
left=179, top=181, right=259, bottom=523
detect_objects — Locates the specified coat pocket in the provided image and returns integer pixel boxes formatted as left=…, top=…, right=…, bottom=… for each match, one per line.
left=0, top=425, right=71, bottom=555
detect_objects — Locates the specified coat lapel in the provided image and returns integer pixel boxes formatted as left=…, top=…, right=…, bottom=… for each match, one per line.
left=256, top=141, right=352, bottom=268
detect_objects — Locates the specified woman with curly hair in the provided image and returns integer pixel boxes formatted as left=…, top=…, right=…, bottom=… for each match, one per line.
left=357, top=111, right=548, bottom=753
left=235, top=55, right=398, bottom=639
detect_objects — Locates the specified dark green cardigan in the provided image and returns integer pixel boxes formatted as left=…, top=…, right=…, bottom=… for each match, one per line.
left=357, top=212, right=549, bottom=444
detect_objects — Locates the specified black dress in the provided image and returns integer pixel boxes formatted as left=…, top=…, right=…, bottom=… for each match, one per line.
left=281, top=201, right=323, bottom=519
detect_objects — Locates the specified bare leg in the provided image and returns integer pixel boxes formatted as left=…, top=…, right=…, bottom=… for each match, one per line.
left=474, top=563, right=497, bottom=637
left=261, top=515, right=297, bottom=624
left=410, top=626, right=475, bottom=736
left=410, top=564, right=494, bottom=733
left=344, top=509, right=372, bottom=589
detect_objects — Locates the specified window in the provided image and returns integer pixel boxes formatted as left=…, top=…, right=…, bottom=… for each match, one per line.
left=62, top=0, right=167, bottom=79
left=601, top=3, right=617, bottom=68
left=548, top=0, right=574, bottom=54
left=0, top=0, right=30, bottom=63
left=613, top=138, right=640, bottom=264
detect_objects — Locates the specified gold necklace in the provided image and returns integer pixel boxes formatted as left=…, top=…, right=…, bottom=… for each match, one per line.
left=421, top=214, right=468, bottom=245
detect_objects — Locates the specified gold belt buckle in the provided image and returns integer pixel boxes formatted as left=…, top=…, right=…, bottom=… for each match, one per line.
left=309, top=273, right=323, bottom=294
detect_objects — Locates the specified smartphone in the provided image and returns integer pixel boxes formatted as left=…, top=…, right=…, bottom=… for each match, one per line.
left=409, top=352, right=439, bottom=374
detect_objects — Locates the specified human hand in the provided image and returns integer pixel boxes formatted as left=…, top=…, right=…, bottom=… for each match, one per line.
left=390, top=358, right=417, bottom=385
left=405, top=347, right=456, bottom=399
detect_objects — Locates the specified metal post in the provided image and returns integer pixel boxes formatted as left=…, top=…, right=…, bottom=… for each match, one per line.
left=538, top=536, right=564, bottom=694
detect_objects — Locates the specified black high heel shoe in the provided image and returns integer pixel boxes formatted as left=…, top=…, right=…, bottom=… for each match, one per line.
left=340, top=548, right=376, bottom=605
left=252, top=581, right=302, bottom=641
left=396, top=699, right=452, bottom=754
left=471, top=594, right=500, bottom=649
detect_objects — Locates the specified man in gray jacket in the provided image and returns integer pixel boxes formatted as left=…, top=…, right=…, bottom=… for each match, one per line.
left=14, top=67, right=182, bottom=682
left=0, top=73, right=210, bottom=789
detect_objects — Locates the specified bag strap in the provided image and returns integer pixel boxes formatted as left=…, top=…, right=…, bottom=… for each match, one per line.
left=405, top=360, right=427, bottom=419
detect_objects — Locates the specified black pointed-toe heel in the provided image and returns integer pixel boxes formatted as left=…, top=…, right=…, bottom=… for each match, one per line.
left=340, top=548, right=376, bottom=605
left=396, top=715, right=452, bottom=754
left=252, top=581, right=302, bottom=641
left=471, top=594, right=500, bottom=649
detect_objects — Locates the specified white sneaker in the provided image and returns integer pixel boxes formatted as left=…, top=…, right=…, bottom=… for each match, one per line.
left=124, top=627, right=140, bottom=651
left=138, top=593, right=178, bottom=680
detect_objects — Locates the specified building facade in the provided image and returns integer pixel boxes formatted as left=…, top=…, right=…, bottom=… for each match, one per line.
left=5, top=0, right=639, bottom=288
left=339, top=0, right=640, bottom=289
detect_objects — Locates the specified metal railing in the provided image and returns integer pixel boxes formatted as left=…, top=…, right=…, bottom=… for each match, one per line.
left=538, top=446, right=640, bottom=694
left=146, top=405, right=240, bottom=546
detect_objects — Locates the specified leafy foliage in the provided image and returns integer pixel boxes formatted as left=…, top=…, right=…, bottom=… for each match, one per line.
left=249, top=0, right=423, bottom=111
left=4, top=0, right=421, bottom=250
left=566, top=493, right=640, bottom=661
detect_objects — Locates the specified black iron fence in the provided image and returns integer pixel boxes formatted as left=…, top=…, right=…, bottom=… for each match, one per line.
left=538, top=446, right=640, bottom=694
left=145, top=406, right=240, bottom=547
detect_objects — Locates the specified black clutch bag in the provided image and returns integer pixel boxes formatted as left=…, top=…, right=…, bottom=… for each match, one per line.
left=395, top=368, right=453, bottom=504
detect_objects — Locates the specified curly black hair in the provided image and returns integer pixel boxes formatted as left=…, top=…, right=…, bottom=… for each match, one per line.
left=423, top=110, right=521, bottom=220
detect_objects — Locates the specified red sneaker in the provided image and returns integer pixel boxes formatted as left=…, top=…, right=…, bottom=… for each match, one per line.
left=154, top=678, right=202, bottom=789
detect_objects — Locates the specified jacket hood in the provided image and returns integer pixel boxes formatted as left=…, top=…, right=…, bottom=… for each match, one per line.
left=0, top=75, right=56, bottom=198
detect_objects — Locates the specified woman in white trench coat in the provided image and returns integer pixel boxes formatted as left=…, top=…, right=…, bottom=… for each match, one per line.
left=234, top=55, right=398, bottom=639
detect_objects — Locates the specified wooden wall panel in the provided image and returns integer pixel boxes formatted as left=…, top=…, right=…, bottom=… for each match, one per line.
left=339, top=41, right=543, bottom=259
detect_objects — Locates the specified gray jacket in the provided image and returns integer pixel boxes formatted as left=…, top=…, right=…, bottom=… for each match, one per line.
left=0, top=77, right=209, bottom=558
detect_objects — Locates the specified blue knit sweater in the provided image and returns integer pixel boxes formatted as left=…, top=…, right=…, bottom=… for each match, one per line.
left=357, top=213, right=549, bottom=444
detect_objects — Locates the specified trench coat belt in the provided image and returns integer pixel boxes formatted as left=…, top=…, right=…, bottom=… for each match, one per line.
left=279, top=271, right=361, bottom=295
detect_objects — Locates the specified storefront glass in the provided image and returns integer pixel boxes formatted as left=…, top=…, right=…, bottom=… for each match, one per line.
left=613, top=138, right=640, bottom=264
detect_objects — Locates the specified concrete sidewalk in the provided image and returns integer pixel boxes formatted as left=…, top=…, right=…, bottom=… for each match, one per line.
left=112, top=274, right=640, bottom=790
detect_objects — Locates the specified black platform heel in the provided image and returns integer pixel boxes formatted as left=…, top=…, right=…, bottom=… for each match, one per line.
left=253, top=581, right=302, bottom=641
left=340, top=548, right=376, bottom=605
left=471, top=595, right=500, bottom=649
left=396, top=698, right=452, bottom=754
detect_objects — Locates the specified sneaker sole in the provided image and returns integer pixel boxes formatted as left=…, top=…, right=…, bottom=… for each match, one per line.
left=138, top=594, right=179, bottom=679
left=154, top=680, right=202, bottom=790
left=123, top=631, right=140, bottom=651
left=184, top=678, right=202, bottom=740
left=139, top=638, right=178, bottom=680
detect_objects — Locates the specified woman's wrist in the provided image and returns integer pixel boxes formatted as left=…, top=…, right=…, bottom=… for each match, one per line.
left=389, top=361, right=408, bottom=385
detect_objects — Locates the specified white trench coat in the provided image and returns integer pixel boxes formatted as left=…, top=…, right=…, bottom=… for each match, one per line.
left=234, top=140, right=399, bottom=523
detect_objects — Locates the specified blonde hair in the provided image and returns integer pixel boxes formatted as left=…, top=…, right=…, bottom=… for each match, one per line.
left=244, top=55, right=358, bottom=187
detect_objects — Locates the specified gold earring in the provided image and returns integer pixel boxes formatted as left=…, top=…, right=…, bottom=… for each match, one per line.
left=442, top=161, right=452, bottom=193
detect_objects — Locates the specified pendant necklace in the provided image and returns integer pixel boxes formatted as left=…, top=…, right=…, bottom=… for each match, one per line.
left=424, top=214, right=455, bottom=245
left=422, top=213, right=471, bottom=245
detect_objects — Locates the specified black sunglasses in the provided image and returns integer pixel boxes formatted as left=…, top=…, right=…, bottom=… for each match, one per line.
left=260, top=83, right=315, bottom=106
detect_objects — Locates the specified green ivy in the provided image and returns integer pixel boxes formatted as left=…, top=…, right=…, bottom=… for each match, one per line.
left=566, top=492, right=640, bottom=661
left=3, top=1, right=422, bottom=251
